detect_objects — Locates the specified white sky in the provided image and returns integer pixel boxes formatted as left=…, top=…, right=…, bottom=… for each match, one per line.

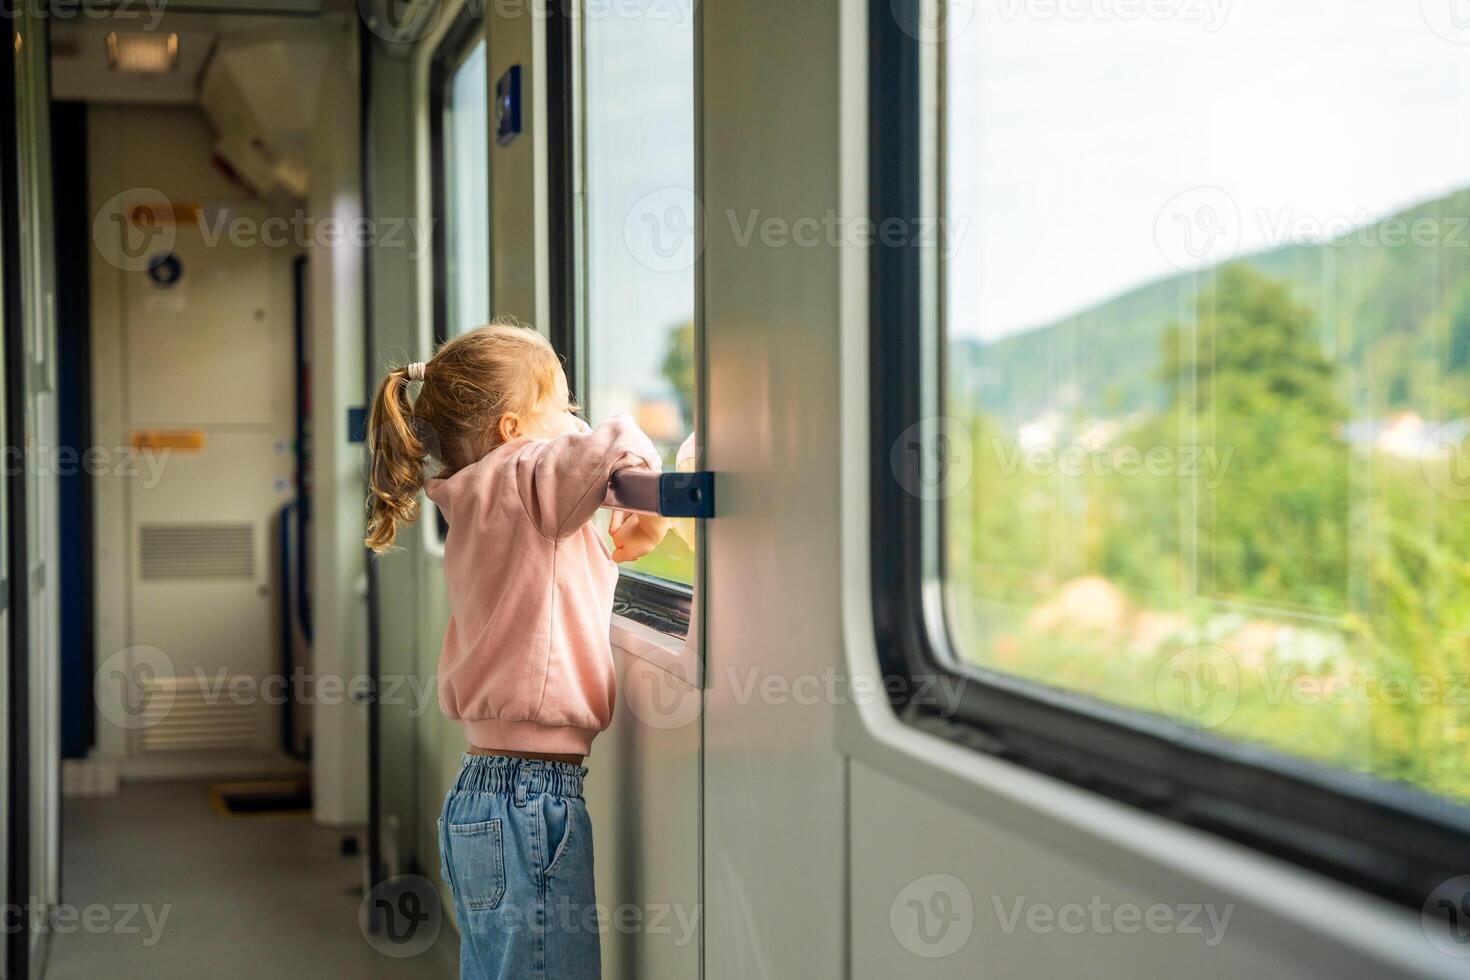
left=947, top=0, right=1470, bottom=340
left=585, top=1, right=696, bottom=408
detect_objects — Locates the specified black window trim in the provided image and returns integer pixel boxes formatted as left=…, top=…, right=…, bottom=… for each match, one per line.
left=870, top=0, right=1470, bottom=914
left=546, top=0, right=692, bottom=639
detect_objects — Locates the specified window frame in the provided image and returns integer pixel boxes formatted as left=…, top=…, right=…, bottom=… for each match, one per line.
left=552, top=0, right=694, bottom=638
left=870, top=0, right=1470, bottom=912
left=425, top=4, right=486, bottom=543
left=429, top=5, right=489, bottom=348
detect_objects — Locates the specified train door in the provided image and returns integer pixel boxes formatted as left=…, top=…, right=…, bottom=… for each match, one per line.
left=67, top=21, right=361, bottom=808
left=1, top=17, right=19, bottom=978
left=91, top=170, right=295, bottom=769
left=5, top=1, right=62, bottom=976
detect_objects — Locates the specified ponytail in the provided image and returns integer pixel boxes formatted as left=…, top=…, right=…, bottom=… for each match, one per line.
left=365, top=367, right=426, bottom=552
left=364, top=320, right=563, bottom=552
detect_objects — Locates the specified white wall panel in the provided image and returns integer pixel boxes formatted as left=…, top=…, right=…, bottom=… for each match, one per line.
left=701, top=0, right=848, bottom=973
left=852, top=760, right=1292, bottom=978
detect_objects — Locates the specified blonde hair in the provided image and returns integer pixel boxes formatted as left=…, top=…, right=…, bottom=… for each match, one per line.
left=365, top=319, right=563, bottom=552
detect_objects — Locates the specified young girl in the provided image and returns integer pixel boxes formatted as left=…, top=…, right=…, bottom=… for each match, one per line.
left=364, top=321, right=668, bottom=980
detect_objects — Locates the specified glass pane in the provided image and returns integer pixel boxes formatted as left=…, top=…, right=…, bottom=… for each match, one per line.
left=584, top=0, right=697, bottom=585
left=944, top=2, right=1470, bottom=804
left=445, top=39, right=490, bottom=335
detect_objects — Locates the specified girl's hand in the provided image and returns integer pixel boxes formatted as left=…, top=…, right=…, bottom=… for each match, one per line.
left=609, top=510, right=670, bottom=563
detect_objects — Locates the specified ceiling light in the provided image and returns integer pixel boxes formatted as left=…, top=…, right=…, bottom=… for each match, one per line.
left=105, top=33, right=178, bottom=75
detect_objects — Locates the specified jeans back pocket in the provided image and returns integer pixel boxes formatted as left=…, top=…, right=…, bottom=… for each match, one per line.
left=447, top=819, right=507, bottom=911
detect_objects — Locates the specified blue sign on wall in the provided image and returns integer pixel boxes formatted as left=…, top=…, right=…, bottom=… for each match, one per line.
left=495, top=65, right=522, bottom=146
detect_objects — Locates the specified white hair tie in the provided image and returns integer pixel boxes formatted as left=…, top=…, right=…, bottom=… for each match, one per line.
left=406, top=362, right=426, bottom=382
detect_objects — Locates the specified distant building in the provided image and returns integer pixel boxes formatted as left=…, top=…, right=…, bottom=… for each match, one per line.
left=1338, top=411, right=1470, bottom=459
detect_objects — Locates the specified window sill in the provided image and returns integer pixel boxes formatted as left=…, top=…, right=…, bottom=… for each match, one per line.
left=610, top=614, right=699, bottom=687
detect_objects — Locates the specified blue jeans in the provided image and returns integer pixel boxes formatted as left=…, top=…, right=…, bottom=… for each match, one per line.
left=438, top=755, right=601, bottom=980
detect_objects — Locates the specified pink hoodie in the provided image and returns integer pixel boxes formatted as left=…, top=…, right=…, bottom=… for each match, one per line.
left=424, top=416, right=661, bottom=756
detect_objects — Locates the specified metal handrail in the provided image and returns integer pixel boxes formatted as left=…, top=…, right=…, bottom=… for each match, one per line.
left=608, top=469, right=715, bottom=518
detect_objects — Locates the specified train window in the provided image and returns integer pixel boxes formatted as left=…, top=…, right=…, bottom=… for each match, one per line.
left=579, top=0, right=698, bottom=608
left=873, top=0, right=1470, bottom=908
left=430, top=11, right=490, bottom=342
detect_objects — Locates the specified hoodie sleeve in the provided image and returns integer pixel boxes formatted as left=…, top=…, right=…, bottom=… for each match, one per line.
left=514, top=416, right=662, bottom=539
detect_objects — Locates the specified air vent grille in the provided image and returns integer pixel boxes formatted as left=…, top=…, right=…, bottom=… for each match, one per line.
left=140, top=523, right=255, bottom=580
left=135, top=677, right=261, bottom=753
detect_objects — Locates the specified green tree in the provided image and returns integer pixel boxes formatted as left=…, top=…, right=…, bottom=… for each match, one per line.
left=1158, top=264, right=1340, bottom=422
left=953, top=259, right=1470, bottom=801
left=661, top=322, right=695, bottom=430
left=1144, top=264, right=1350, bottom=607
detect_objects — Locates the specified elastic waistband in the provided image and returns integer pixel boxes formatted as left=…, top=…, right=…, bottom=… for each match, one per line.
left=453, top=753, right=586, bottom=799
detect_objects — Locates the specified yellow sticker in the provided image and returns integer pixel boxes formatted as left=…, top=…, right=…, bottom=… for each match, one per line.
left=130, top=430, right=205, bottom=452
left=127, top=202, right=201, bottom=227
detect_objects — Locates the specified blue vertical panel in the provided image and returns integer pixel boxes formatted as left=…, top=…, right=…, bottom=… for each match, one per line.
left=51, top=101, right=92, bottom=760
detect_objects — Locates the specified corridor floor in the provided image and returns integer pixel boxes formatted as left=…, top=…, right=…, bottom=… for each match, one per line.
left=43, top=781, right=457, bottom=979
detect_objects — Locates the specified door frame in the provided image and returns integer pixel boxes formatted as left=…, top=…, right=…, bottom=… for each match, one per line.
left=0, top=2, right=32, bottom=976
